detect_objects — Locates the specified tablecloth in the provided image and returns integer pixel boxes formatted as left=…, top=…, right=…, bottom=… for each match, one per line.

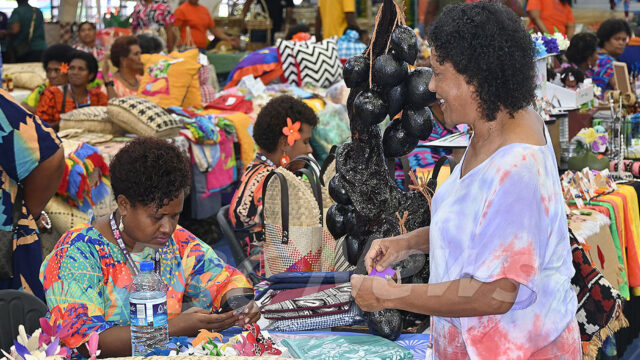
left=218, top=327, right=431, bottom=360
left=207, top=52, right=248, bottom=75
left=8, top=89, right=31, bottom=103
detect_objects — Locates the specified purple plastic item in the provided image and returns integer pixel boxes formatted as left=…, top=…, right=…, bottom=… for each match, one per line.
left=369, top=267, right=396, bottom=279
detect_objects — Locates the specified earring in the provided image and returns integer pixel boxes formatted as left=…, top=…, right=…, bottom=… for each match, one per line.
left=119, top=215, right=125, bottom=233
left=280, top=153, right=290, bottom=167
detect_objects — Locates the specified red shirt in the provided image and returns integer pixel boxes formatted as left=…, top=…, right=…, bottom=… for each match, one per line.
left=35, top=86, right=108, bottom=125
left=526, top=0, right=574, bottom=35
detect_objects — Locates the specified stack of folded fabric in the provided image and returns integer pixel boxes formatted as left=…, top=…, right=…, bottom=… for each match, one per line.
left=257, top=272, right=364, bottom=331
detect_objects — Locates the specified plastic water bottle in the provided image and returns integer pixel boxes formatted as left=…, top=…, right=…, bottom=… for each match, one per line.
left=129, top=261, right=169, bottom=356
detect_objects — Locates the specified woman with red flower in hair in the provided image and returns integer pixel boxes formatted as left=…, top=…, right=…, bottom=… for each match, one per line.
left=228, top=95, right=318, bottom=273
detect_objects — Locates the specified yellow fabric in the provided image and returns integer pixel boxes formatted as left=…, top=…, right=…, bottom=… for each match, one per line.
left=600, top=194, right=629, bottom=278
left=318, top=0, right=356, bottom=39
left=302, top=98, right=325, bottom=113
left=618, top=185, right=640, bottom=294
left=416, top=165, right=451, bottom=191
left=169, top=49, right=203, bottom=108
left=200, top=110, right=256, bottom=169
left=138, top=52, right=201, bottom=108
left=619, top=185, right=640, bottom=259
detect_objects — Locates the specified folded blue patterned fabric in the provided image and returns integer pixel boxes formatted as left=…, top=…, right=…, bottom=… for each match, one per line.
left=266, top=271, right=354, bottom=285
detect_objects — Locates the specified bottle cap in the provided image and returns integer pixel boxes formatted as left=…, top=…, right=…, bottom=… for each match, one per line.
left=140, top=260, right=154, bottom=272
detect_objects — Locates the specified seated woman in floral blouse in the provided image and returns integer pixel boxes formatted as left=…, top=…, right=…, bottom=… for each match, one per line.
left=35, top=50, right=108, bottom=130
left=229, top=95, right=318, bottom=232
left=102, top=36, right=144, bottom=98
left=40, top=137, right=259, bottom=357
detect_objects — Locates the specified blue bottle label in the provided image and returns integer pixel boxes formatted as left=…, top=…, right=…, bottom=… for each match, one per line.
left=130, top=297, right=168, bottom=327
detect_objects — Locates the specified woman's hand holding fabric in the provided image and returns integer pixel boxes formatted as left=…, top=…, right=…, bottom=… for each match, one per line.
left=350, top=274, right=398, bottom=312
left=234, top=300, right=261, bottom=327
left=169, top=307, right=240, bottom=336
left=365, top=237, right=406, bottom=273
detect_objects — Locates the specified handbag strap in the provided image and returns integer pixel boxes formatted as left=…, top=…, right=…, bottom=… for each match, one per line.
left=61, top=85, right=68, bottom=114
left=320, top=145, right=338, bottom=180
left=286, top=155, right=323, bottom=185
left=184, top=26, right=195, bottom=47
left=11, top=186, right=24, bottom=232
left=295, top=167, right=323, bottom=225
left=249, top=0, right=271, bottom=20
left=258, top=0, right=271, bottom=18
left=262, top=171, right=290, bottom=244
left=28, top=8, right=36, bottom=43
left=400, top=155, right=411, bottom=191
left=427, top=155, right=456, bottom=193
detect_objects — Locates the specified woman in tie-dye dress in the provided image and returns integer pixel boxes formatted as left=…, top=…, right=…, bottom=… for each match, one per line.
left=351, top=3, right=580, bottom=359
left=40, top=137, right=259, bottom=357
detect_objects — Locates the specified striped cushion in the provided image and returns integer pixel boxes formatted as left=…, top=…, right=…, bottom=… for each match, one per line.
left=276, top=37, right=316, bottom=85
left=292, top=37, right=342, bottom=88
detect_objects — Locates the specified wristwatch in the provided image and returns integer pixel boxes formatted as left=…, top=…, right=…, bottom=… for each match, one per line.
left=104, top=80, right=115, bottom=87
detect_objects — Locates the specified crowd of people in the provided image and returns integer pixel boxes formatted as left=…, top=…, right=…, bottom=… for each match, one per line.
left=551, top=18, right=632, bottom=91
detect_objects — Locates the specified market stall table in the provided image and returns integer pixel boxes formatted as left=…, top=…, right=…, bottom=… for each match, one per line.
left=217, top=327, right=431, bottom=360
left=207, top=52, right=248, bottom=78
left=8, top=90, right=31, bottom=104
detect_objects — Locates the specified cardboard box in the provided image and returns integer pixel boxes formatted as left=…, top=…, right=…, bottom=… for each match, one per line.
left=545, top=82, right=594, bottom=110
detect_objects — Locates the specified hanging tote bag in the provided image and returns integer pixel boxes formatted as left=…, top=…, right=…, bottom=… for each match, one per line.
left=177, top=26, right=198, bottom=52
left=292, top=160, right=336, bottom=273
left=0, top=186, right=23, bottom=279
left=262, top=167, right=325, bottom=276
left=246, top=0, right=272, bottom=50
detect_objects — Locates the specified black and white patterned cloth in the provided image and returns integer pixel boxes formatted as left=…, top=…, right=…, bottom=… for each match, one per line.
left=266, top=302, right=364, bottom=331
left=108, top=96, right=182, bottom=134
left=263, top=282, right=351, bottom=313
left=276, top=37, right=316, bottom=86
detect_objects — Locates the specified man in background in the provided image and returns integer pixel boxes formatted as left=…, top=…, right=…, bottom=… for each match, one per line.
left=0, top=0, right=46, bottom=63
left=315, top=0, right=361, bottom=40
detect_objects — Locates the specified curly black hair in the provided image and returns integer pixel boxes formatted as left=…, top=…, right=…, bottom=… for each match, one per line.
left=41, top=44, right=73, bottom=70
left=565, top=32, right=598, bottom=66
left=110, top=137, right=191, bottom=209
left=253, top=95, right=318, bottom=153
left=78, top=21, right=96, bottom=31
left=560, top=66, right=585, bottom=85
left=426, top=2, right=535, bottom=122
left=69, top=50, right=99, bottom=82
left=597, top=19, right=631, bottom=48
left=137, top=33, right=164, bottom=54
left=110, top=35, right=139, bottom=68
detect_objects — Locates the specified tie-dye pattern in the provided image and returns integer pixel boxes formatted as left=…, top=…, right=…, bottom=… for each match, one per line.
left=0, top=89, right=61, bottom=300
left=40, top=224, right=252, bottom=349
left=429, top=125, right=579, bottom=359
